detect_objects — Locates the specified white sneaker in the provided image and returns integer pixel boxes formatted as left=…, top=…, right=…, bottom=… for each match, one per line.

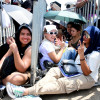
left=14, top=95, right=42, bottom=100
left=6, top=82, right=25, bottom=99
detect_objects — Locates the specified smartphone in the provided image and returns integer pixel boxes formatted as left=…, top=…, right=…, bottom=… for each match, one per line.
left=54, top=38, right=56, bottom=44
left=81, top=31, right=84, bottom=43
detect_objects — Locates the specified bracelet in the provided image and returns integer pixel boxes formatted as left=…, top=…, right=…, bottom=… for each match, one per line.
left=80, top=58, right=85, bottom=61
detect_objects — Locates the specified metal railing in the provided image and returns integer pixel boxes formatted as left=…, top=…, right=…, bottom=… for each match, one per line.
left=65, top=0, right=100, bottom=29
left=0, top=5, right=15, bottom=45
left=76, top=0, right=100, bottom=28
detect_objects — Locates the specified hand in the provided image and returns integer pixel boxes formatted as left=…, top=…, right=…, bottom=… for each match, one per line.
left=77, top=40, right=84, bottom=58
left=6, top=37, right=12, bottom=45
left=9, top=37, right=18, bottom=53
left=54, top=37, right=65, bottom=49
left=8, top=37, right=15, bottom=44
left=85, top=0, right=88, bottom=2
left=84, top=0, right=88, bottom=2
left=59, top=36, right=65, bottom=49
left=5, top=0, right=11, bottom=3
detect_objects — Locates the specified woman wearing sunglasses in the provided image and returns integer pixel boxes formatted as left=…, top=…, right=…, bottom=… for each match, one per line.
left=39, top=25, right=66, bottom=70
left=6, top=26, right=100, bottom=99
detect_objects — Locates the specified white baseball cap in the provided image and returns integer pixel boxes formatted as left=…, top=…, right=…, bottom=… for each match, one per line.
left=43, top=25, right=57, bottom=33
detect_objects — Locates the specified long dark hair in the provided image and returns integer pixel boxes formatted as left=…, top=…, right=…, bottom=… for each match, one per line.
left=71, top=23, right=82, bottom=32
left=15, top=23, right=32, bottom=57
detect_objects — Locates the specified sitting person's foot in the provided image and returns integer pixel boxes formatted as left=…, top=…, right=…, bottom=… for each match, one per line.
left=6, top=82, right=42, bottom=100
left=6, top=82, right=25, bottom=98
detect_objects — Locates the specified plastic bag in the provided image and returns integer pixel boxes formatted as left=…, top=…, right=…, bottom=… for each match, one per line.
left=1, top=8, right=11, bottom=28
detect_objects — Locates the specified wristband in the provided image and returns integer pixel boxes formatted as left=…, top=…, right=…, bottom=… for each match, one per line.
left=80, top=58, right=85, bottom=61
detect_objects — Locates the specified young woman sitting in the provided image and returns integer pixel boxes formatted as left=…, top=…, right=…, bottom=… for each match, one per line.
left=6, top=26, right=100, bottom=99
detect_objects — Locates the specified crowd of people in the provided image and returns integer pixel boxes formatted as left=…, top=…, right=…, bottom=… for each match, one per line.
left=0, top=0, right=100, bottom=100
left=5, top=24, right=100, bottom=100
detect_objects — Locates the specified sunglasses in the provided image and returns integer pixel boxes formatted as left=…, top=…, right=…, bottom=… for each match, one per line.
left=83, top=33, right=90, bottom=38
left=47, top=31, right=58, bottom=35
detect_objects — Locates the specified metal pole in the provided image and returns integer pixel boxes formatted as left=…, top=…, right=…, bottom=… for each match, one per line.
left=0, top=0, right=4, bottom=45
left=31, top=0, right=38, bottom=85
left=96, top=0, right=100, bottom=27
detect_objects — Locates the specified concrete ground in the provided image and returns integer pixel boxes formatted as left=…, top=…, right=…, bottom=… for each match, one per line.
left=0, top=86, right=100, bottom=100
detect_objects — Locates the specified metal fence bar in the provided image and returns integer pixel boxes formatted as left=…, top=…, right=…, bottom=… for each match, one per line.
left=0, top=4, right=15, bottom=45
left=96, top=0, right=100, bottom=27
left=31, top=0, right=46, bottom=85
left=75, top=0, right=100, bottom=28
left=0, top=1, right=4, bottom=45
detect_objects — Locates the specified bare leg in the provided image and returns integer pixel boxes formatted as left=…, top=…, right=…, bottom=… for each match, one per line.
left=2, top=72, right=30, bottom=85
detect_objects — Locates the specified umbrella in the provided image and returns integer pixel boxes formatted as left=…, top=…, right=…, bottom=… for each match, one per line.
left=2, top=4, right=32, bottom=25
left=51, top=20, right=67, bottom=27
left=44, top=11, right=87, bottom=24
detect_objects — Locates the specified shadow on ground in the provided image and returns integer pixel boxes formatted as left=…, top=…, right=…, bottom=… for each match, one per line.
left=1, top=86, right=100, bottom=100
left=41, top=86, right=100, bottom=100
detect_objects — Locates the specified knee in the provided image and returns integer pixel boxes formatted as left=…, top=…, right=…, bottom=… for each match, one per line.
left=12, top=75, right=26, bottom=84
left=2, top=72, right=28, bottom=85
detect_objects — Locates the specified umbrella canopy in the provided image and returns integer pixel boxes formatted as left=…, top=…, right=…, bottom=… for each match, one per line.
left=51, top=20, right=67, bottom=27
left=2, top=4, right=32, bottom=25
left=44, top=11, right=87, bottom=24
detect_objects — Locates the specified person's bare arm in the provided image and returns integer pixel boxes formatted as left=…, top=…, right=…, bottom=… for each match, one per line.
left=76, top=0, right=88, bottom=8
left=78, top=40, right=91, bottom=76
left=2, top=0, right=11, bottom=3
left=48, top=40, right=65, bottom=63
left=9, top=37, right=31, bottom=72
left=48, top=47, right=64, bottom=63
left=13, top=46, right=31, bottom=72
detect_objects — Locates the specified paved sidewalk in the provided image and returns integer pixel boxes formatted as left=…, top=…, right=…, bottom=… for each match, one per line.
left=1, top=86, right=100, bottom=100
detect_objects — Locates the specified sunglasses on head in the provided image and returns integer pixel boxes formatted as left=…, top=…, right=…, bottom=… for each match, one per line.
left=83, top=33, right=90, bottom=38
left=47, top=31, right=58, bottom=35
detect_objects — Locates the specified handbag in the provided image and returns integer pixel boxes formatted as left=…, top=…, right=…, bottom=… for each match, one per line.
left=61, top=59, right=78, bottom=75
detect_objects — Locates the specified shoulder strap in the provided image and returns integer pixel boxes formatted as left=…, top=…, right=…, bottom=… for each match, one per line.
left=74, top=52, right=78, bottom=61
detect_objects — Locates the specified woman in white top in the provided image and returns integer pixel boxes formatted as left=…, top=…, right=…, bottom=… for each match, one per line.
left=6, top=26, right=100, bottom=99
left=39, top=25, right=65, bottom=70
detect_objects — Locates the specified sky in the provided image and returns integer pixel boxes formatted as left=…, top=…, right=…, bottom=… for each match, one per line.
left=46, top=0, right=77, bottom=10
